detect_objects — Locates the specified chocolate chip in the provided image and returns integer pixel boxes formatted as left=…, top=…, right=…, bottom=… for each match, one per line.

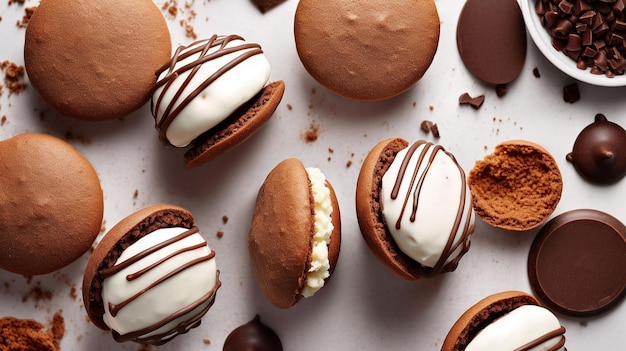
left=458, top=92, right=485, bottom=109
left=533, top=67, right=541, bottom=77
left=563, top=82, right=581, bottom=103
left=495, top=84, right=508, bottom=97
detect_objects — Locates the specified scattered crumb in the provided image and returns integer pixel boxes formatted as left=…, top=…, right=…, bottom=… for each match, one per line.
left=328, top=148, right=334, bottom=154
left=303, top=123, right=319, bottom=143
left=533, top=67, right=541, bottom=78
left=100, top=220, right=107, bottom=233
left=137, top=344, right=151, bottom=351
left=563, top=83, right=580, bottom=103
left=69, top=285, right=77, bottom=300
left=412, top=101, right=416, bottom=107
left=16, top=6, right=36, bottom=27
left=222, top=215, right=228, bottom=224
left=346, top=160, right=353, bottom=168
left=203, top=337, right=211, bottom=344
left=579, top=321, right=588, bottom=327
left=1, top=115, right=6, bottom=126
left=495, top=84, right=507, bottom=97
left=429, top=105, right=434, bottom=111
left=216, top=231, right=224, bottom=239
left=311, top=88, right=316, bottom=94
left=22, top=282, right=53, bottom=308
left=133, top=189, right=139, bottom=199
left=49, top=312, right=65, bottom=350
left=286, top=104, right=293, bottom=110
left=420, top=120, right=440, bottom=138
left=327, top=156, right=331, bottom=161
left=63, top=130, right=91, bottom=145
left=8, top=0, right=26, bottom=5
left=1, top=60, right=27, bottom=96
left=458, top=92, right=485, bottom=109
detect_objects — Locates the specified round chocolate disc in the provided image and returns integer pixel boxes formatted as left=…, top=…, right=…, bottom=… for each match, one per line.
left=566, top=114, right=626, bottom=184
left=223, top=315, right=283, bottom=351
left=457, top=0, right=527, bottom=84
left=528, top=209, right=626, bottom=317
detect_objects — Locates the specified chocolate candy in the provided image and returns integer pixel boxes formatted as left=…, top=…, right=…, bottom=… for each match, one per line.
left=535, top=0, right=626, bottom=77
left=528, top=209, right=626, bottom=317
left=223, top=315, right=283, bottom=351
left=456, top=0, right=527, bottom=84
left=566, top=114, right=626, bottom=184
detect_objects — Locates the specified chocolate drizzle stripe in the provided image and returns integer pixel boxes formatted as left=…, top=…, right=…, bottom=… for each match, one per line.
left=389, top=141, right=473, bottom=277
left=513, top=326, right=566, bottom=351
left=101, top=226, right=200, bottom=278
left=126, top=242, right=209, bottom=281
left=114, top=271, right=222, bottom=345
left=151, top=34, right=264, bottom=144
left=108, top=251, right=215, bottom=317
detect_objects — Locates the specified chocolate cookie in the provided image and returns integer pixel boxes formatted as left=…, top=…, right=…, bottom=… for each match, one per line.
left=0, top=133, right=103, bottom=276
left=151, top=35, right=285, bottom=167
left=82, top=205, right=220, bottom=345
left=248, top=158, right=341, bottom=308
left=442, top=291, right=566, bottom=351
left=24, top=0, right=171, bottom=121
left=294, top=0, right=440, bottom=101
left=468, top=140, right=562, bottom=231
left=355, top=138, right=475, bottom=281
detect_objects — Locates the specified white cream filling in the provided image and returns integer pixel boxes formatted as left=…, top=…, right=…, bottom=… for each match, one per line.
left=381, top=143, right=474, bottom=268
left=101, top=227, right=217, bottom=339
left=466, top=305, right=565, bottom=351
left=152, top=37, right=271, bottom=147
left=301, top=167, right=333, bottom=298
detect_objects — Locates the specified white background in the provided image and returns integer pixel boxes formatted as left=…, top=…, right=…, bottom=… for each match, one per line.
left=1, top=0, right=625, bottom=350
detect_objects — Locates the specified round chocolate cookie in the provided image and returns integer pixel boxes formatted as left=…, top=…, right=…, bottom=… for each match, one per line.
left=0, top=133, right=103, bottom=276
left=223, top=315, right=283, bottom=351
left=457, top=0, right=526, bottom=85
left=24, top=0, right=171, bottom=121
left=294, top=0, right=440, bottom=101
left=528, top=209, right=626, bottom=317
left=567, top=114, right=626, bottom=184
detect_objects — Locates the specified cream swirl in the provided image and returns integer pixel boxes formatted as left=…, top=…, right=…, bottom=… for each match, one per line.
left=466, top=305, right=566, bottom=351
left=381, top=141, right=474, bottom=275
left=151, top=34, right=270, bottom=147
left=101, top=226, right=220, bottom=345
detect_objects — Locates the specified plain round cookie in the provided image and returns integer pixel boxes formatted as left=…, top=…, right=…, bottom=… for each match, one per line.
left=294, top=0, right=440, bottom=101
left=0, top=133, right=104, bottom=276
left=24, top=0, right=171, bottom=121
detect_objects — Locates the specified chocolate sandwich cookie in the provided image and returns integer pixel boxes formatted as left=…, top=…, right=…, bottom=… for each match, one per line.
left=469, top=140, right=562, bottom=231
left=223, top=315, right=283, bottom=351
left=0, top=133, right=103, bottom=276
left=567, top=114, right=626, bottom=184
left=151, top=34, right=285, bottom=167
left=294, top=0, right=440, bottom=101
left=248, top=158, right=341, bottom=309
left=457, top=0, right=527, bottom=85
left=442, top=291, right=567, bottom=351
left=528, top=209, right=626, bottom=317
left=355, top=138, right=475, bottom=281
left=24, top=0, right=171, bottom=121
left=83, top=205, right=220, bottom=345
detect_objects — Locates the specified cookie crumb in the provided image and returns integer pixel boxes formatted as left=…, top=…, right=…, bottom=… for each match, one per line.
left=133, top=189, right=139, bottom=199
left=222, top=215, right=229, bottom=224
left=69, top=285, right=77, bottom=300
left=203, top=337, right=211, bottom=344
left=495, top=84, right=507, bottom=97
left=458, top=92, right=485, bottom=109
left=346, top=160, right=353, bottom=168
left=1, top=60, right=27, bottom=96
left=1, top=115, right=6, bottom=126
left=16, top=6, right=36, bottom=27
left=286, top=103, right=293, bottom=110
left=532, top=67, right=541, bottom=78
left=216, top=231, right=224, bottom=239
left=303, top=123, right=319, bottom=143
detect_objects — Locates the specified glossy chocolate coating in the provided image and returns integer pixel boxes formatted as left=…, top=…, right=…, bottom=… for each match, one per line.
left=223, top=315, right=283, bottom=351
left=528, top=209, right=626, bottom=317
left=567, top=114, right=626, bottom=184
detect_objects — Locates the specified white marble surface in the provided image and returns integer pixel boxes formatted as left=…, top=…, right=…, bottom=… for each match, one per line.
left=0, top=0, right=624, bottom=350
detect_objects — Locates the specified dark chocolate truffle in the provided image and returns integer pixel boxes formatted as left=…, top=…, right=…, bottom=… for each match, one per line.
left=566, top=114, right=626, bottom=184
left=528, top=209, right=626, bottom=317
left=223, top=315, right=283, bottom=351
left=457, top=0, right=527, bottom=85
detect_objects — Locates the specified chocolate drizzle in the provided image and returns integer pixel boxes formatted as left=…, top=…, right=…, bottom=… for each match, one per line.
left=102, top=226, right=220, bottom=345
left=389, top=141, right=473, bottom=277
left=513, top=326, right=566, bottom=351
left=151, top=34, right=264, bottom=144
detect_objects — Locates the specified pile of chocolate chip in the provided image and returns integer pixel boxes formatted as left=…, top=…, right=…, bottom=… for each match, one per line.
left=535, top=0, right=626, bottom=77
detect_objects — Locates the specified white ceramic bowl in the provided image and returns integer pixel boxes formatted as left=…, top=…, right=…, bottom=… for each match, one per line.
left=520, top=0, right=626, bottom=87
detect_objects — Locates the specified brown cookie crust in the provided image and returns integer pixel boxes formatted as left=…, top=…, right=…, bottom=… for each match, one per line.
left=468, top=140, right=562, bottom=231
left=82, top=204, right=194, bottom=330
left=184, top=80, right=285, bottom=167
left=355, top=137, right=429, bottom=280
left=248, top=158, right=341, bottom=308
left=442, top=291, right=540, bottom=351
left=24, top=0, right=171, bottom=121
left=0, top=133, right=103, bottom=276
left=294, top=0, right=440, bottom=101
